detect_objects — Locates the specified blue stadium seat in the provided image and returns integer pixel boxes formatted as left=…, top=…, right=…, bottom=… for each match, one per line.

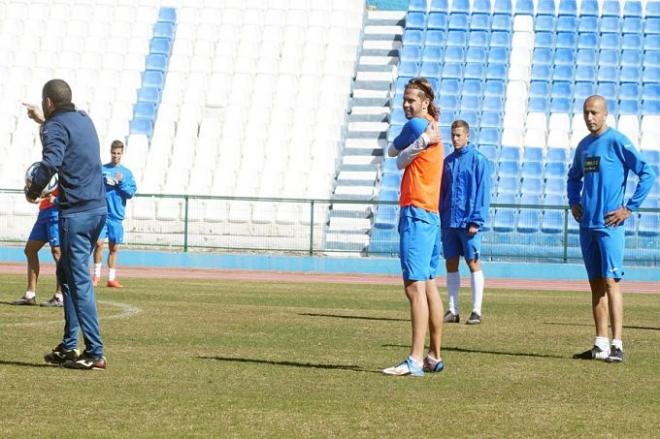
left=600, top=19, right=622, bottom=36
left=520, top=194, right=543, bottom=206
left=481, top=111, right=502, bottom=128
left=473, top=0, right=492, bottom=14
left=462, top=79, right=484, bottom=96
left=644, top=51, right=660, bottom=69
left=493, top=208, right=517, bottom=233
left=442, top=63, right=464, bottom=78
left=397, top=61, right=418, bottom=77
left=557, top=16, right=578, bottom=32
left=153, top=22, right=175, bottom=39
left=552, top=81, right=573, bottom=98
left=597, top=66, right=618, bottom=83
left=546, top=162, right=568, bottom=178
left=439, top=95, right=460, bottom=111
left=579, top=0, right=599, bottom=16
left=517, top=211, right=542, bottom=233
left=620, top=49, right=642, bottom=67
left=599, top=49, right=620, bottom=66
left=459, top=110, right=480, bottom=128
left=483, top=96, right=504, bottom=112
left=452, top=0, right=470, bottom=13
left=623, top=17, right=643, bottom=34
left=533, top=48, right=553, bottom=65
left=382, top=158, right=401, bottom=175
left=143, top=70, right=165, bottom=89
left=646, top=18, right=660, bottom=35
left=528, top=96, right=550, bottom=112
left=576, top=49, right=598, bottom=66
left=406, top=12, right=426, bottom=30
left=145, top=54, right=167, bottom=72
left=550, top=97, right=571, bottom=113
left=420, top=62, right=441, bottom=78
left=449, top=13, right=469, bottom=30
left=447, top=30, right=468, bottom=47
left=403, top=29, right=425, bottom=46
left=408, top=0, right=427, bottom=12
left=648, top=1, right=660, bottom=18
left=620, top=82, right=641, bottom=100
left=440, top=78, right=461, bottom=95
left=400, top=46, right=422, bottom=63
left=578, top=16, right=599, bottom=32
left=422, top=46, right=443, bottom=63
left=381, top=173, right=402, bottom=190
left=556, top=32, right=577, bottom=48
left=488, top=47, right=510, bottom=63
left=553, top=65, right=574, bottom=81
left=521, top=161, right=544, bottom=178
left=602, top=0, right=621, bottom=17
left=606, top=98, right=620, bottom=115
left=575, top=65, right=597, bottom=82
left=574, top=81, right=597, bottom=99
left=158, top=7, right=176, bottom=23
left=484, top=63, right=506, bottom=80
left=642, top=100, right=660, bottom=115
left=466, top=47, right=488, bottom=63
left=535, top=32, right=555, bottom=48
left=546, top=147, right=569, bottom=163
left=621, top=33, right=642, bottom=52
left=623, top=0, right=643, bottom=18
left=390, top=108, right=408, bottom=125
left=480, top=127, right=501, bottom=145
left=424, top=30, right=446, bottom=47
left=521, top=177, right=543, bottom=195
left=492, top=14, right=513, bottom=31
left=133, top=102, right=156, bottom=120
left=531, top=64, right=552, bottom=81
left=558, top=0, right=577, bottom=16
left=470, top=13, right=491, bottom=30
left=541, top=210, right=564, bottom=234
left=619, top=99, right=640, bottom=114
left=544, top=194, right=566, bottom=205
left=494, top=0, right=513, bottom=14
left=530, top=80, right=551, bottom=97
left=535, top=15, right=556, bottom=32
left=137, top=86, right=160, bottom=104
left=554, top=48, right=576, bottom=65
left=638, top=212, right=660, bottom=237
left=500, top=146, right=522, bottom=161
left=620, top=66, right=642, bottom=83
left=150, top=37, right=172, bottom=55
left=497, top=176, right=518, bottom=195
left=478, top=144, right=498, bottom=162
left=545, top=178, right=567, bottom=195
left=642, top=83, right=660, bottom=101
left=537, top=0, right=556, bottom=16
left=644, top=150, right=660, bottom=165
left=490, top=31, right=511, bottom=48
left=464, top=63, right=485, bottom=79
left=515, top=0, right=534, bottom=15
left=644, top=35, right=660, bottom=52
left=498, top=160, right=520, bottom=177
left=378, top=188, right=399, bottom=202
left=130, top=117, right=153, bottom=135
left=394, top=77, right=409, bottom=95
left=484, top=80, right=506, bottom=97
left=577, top=33, right=598, bottom=49
left=524, top=146, right=544, bottom=162
left=444, top=46, right=465, bottom=62
left=373, top=205, right=399, bottom=230
left=440, top=110, right=458, bottom=127
left=468, top=30, right=490, bottom=47
left=430, top=0, right=449, bottom=12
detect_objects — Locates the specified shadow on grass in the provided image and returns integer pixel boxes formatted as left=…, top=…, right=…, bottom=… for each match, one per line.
left=198, top=356, right=375, bottom=373
left=299, top=312, right=407, bottom=322
left=382, top=344, right=565, bottom=360
left=544, top=322, right=660, bottom=331
left=0, top=359, right=54, bottom=368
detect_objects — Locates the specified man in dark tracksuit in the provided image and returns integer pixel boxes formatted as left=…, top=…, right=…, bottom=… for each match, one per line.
left=24, top=79, right=108, bottom=370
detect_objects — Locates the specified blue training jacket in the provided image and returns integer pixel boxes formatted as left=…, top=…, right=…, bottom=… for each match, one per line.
left=440, top=143, right=492, bottom=230
left=567, top=127, right=656, bottom=229
left=30, top=106, right=106, bottom=216
left=102, top=163, right=137, bottom=221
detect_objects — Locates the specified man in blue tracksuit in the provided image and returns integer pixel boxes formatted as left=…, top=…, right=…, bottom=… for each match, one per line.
left=439, top=120, right=491, bottom=325
left=568, top=95, right=655, bottom=364
left=93, top=140, right=137, bottom=288
left=24, top=79, right=108, bottom=370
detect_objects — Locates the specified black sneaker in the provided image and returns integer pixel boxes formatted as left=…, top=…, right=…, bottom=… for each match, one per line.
left=12, top=296, right=37, bottom=306
left=606, top=346, right=624, bottom=363
left=443, top=311, right=460, bottom=323
left=466, top=311, right=481, bottom=325
left=63, top=352, right=107, bottom=370
left=40, top=296, right=64, bottom=307
left=44, top=344, right=79, bottom=365
left=573, top=345, right=609, bottom=360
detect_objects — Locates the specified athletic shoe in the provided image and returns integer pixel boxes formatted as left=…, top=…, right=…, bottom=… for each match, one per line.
left=63, top=352, right=107, bottom=370
left=466, top=311, right=481, bottom=325
left=606, top=346, right=624, bottom=363
left=92, top=276, right=100, bottom=287
left=41, top=296, right=64, bottom=307
left=106, top=280, right=123, bottom=288
left=44, top=343, right=79, bottom=365
left=382, top=356, right=424, bottom=377
left=573, top=345, right=610, bottom=360
left=443, top=311, right=460, bottom=323
left=11, top=296, right=37, bottom=306
left=423, top=356, right=445, bottom=373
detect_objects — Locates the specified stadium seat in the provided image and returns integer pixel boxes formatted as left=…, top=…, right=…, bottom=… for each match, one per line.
left=150, top=38, right=172, bottom=55
left=623, top=17, right=643, bottom=34
left=554, top=48, right=576, bottom=65
left=464, top=63, right=485, bottom=79
left=528, top=96, right=550, bottom=112
left=600, top=20, right=622, bottom=37
left=515, top=0, right=534, bottom=15
left=492, top=14, right=513, bottom=31
left=459, top=110, right=480, bottom=128
left=521, top=161, right=544, bottom=178
left=541, top=210, right=564, bottom=234
left=620, top=66, right=642, bottom=84
left=646, top=18, right=660, bottom=35
left=532, top=48, right=553, bottom=65
left=579, top=0, right=599, bottom=16
left=462, top=79, right=484, bottom=96
left=480, top=127, right=501, bottom=145
left=466, top=47, right=488, bottom=63
left=642, top=100, right=660, bottom=115
left=551, top=81, right=573, bottom=98
left=488, top=47, right=510, bottom=64
left=578, top=16, right=599, bottom=33
left=484, top=80, right=506, bottom=97
left=576, top=49, right=597, bottom=65
left=442, top=63, right=463, bottom=79
left=490, top=31, right=511, bottom=48
left=558, top=0, right=578, bottom=16
left=427, top=12, right=448, bottom=30
left=517, top=211, right=541, bottom=233
left=623, top=0, right=643, bottom=18
left=574, top=65, right=596, bottom=82
left=602, top=0, right=621, bottom=17
left=422, top=46, right=443, bottom=63
left=473, top=0, right=492, bottom=14
left=133, top=102, right=156, bottom=120
left=535, top=32, right=555, bottom=48
left=403, top=29, right=424, bottom=46
left=468, top=31, right=490, bottom=47
left=621, top=49, right=642, bottom=67
left=553, top=65, right=574, bottom=81
left=448, top=13, right=469, bottom=30
left=430, top=0, right=449, bottom=12
left=621, top=33, right=642, bottom=51
left=408, top=0, right=427, bottom=13
left=546, top=148, right=569, bottom=163
left=642, top=67, right=660, bottom=84
left=137, top=86, right=160, bottom=104
left=537, top=0, right=556, bottom=16
left=531, top=64, right=552, bottom=81
left=470, top=13, right=491, bottom=31
left=644, top=35, right=660, bottom=52
left=620, top=82, right=641, bottom=100
left=406, top=12, right=426, bottom=30
left=452, top=0, right=470, bottom=14
left=478, top=144, right=498, bottom=162
left=130, top=117, right=153, bottom=136
left=494, top=0, right=513, bottom=15
left=398, top=61, right=419, bottom=78
left=400, top=46, right=422, bottom=63
left=447, top=30, right=467, bottom=47
left=440, top=78, right=461, bottom=95
left=556, top=32, right=577, bottom=48
left=145, top=54, right=167, bottom=72
left=373, top=205, right=399, bottom=230
left=444, top=46, right=465, bottom=62
left=574, top=81, right=597, bottom=100
left=493, top=208, right=517, bottom=233
left=556, top=16, right=578, bottom=32
left=420, top=62, right=441, bottom=78
left=529, top=80, right=550, bottom=97
left=577, top=33, right=598, bottom=50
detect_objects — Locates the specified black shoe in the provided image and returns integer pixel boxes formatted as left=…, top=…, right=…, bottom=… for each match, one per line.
left=606, top=346, right=624, bottom=363
left=40, top=296, right=64, bottom=307
left=44, top=344, right=79, bottom=365
left=466, top=311, right=481, bottom=325
left=12, top=296, right=37, bottom=306
left=443, top=311, right=460, bottom=323
left=573, top=345, right=609, bottom=360
left=63, top=352, right=107, bottom=370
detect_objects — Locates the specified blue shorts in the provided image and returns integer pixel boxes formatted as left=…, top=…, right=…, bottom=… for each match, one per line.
left=579, top=226, right=625, bottom=280
left=28, top=207, right=59, bottom=247
left=398, top=207, right=440, bottom=281
left=98, top=217, right=124, bottom=244
left=441, top=227, right=481, bottom=261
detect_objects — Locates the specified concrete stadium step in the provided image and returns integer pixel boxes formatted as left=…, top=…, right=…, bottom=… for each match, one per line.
left=350, top=106, right=390, bottom=116
left=348, top=121, right=390, bottom=132
left=352, top=88, right=391, bottom=99
left=358, top=55, right=397, bottom=66
left=324, top=232, right=369, bottom=251
left=336, top=170, right=378, bottom=186
left=328, top=203, right=374, bottom=218
left=367, top=10, right=406, bottom=21
left=348, top=113, right=388, bottom=123
left=350, top=96, right=391, bottom=107
left=356, top=63, right=396, bottom=72
left=328, top=216, right=372, bottom=233
left=356, top=71, right=395, bottom=82
left=363, top=25, right=404, bottom=37
left=345, top=138, right=388, bottom=149
left=363, top=39, right=402, bottom=51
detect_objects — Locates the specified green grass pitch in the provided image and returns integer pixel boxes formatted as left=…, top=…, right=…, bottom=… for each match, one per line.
left=1, top=273, right=659, bottom=438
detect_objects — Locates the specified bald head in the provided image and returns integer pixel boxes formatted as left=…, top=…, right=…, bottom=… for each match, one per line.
left=583, top=95, right=608, bottom=136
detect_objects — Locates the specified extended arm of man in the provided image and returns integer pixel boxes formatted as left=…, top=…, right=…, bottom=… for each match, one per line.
left=567, top=145, right=585, bottom=222
left=25, top=117, right=65, bottom=201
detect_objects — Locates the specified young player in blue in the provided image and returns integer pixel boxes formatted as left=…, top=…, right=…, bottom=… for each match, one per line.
left=440, top=120, right=491, bottom=325
left=568, top=96, right=656, bottom=364
left=24, top=79, right=108, bottom=370
left=93, top=140, right=137, bottom=288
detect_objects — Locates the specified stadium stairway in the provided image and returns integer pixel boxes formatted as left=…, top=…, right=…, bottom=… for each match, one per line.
left=325, top=9, right=405, bottom=255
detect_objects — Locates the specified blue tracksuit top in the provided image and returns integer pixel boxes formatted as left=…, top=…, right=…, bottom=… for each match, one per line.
left=102, top=163, right=137, bottom=221
left=440, top=143, right=492, bottom=230
left=567, top=127, right=656, bottom=229
left=30, top=106, right=106, bottom=216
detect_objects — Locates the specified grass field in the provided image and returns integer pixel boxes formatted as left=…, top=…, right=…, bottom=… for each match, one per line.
left=1, top=272, right=659, bottom=438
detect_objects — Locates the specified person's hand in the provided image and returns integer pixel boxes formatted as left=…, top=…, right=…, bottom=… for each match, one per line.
left=570, top=204, right=583, bottom=222
left=24, top=185, right=39, bottom=204
left=425, top=121, right=441, bottom=147
left=22, top=102, right=45, bottom=124
left=604, top=206, right=631, bottom=227
left=467, top=224, right=479, bottom=237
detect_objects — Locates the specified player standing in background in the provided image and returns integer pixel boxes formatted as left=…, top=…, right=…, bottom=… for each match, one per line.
left=568, top=95, right=655, bottom=363
left=11, top=190, right=63, bottom=307
left=24, top=79, right=108, bottom=370
left=440, top=120, right=491, bottom=325
left=92, top=140, right=137, bottom=288
left=382, top=77, right=445, bottom=377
